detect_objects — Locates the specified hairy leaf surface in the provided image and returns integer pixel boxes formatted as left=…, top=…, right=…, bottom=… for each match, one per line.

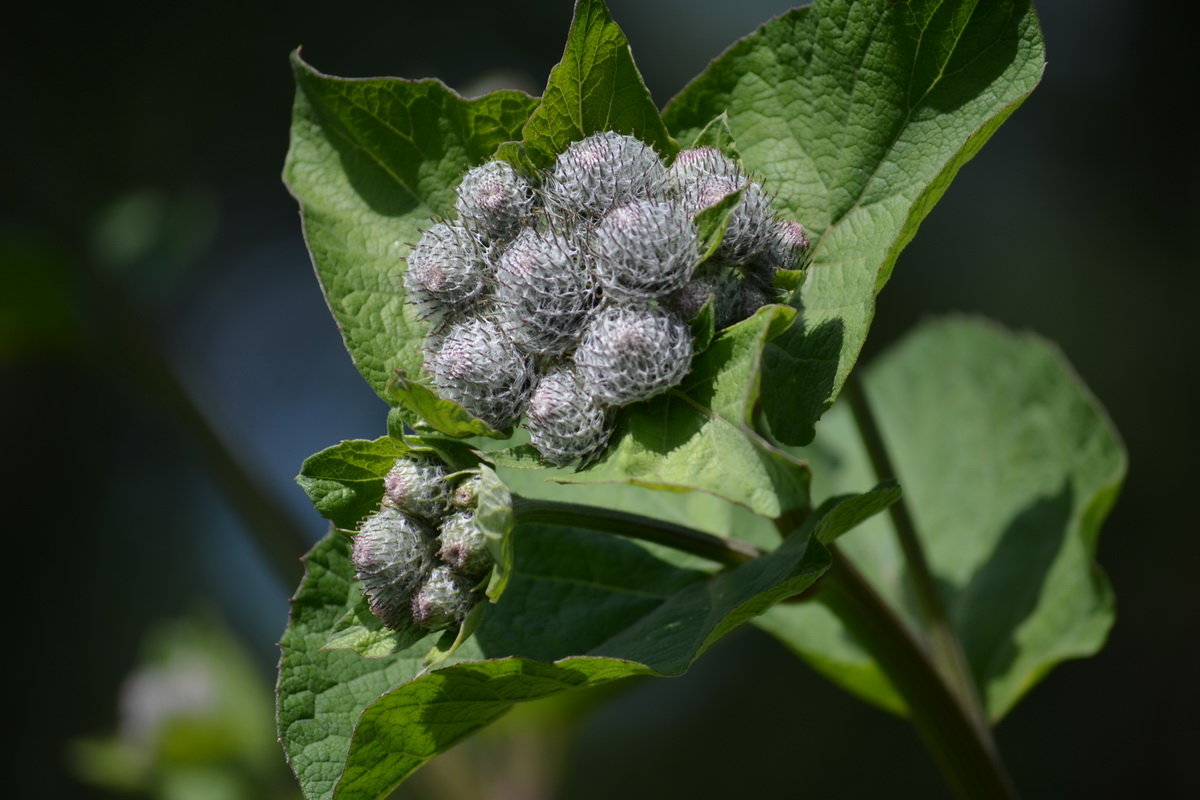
left=758, top=318, right=1126, bottom=720
left=284, top=54, right=538, bottom=401
left=663, top=0, right=1046, bottom=444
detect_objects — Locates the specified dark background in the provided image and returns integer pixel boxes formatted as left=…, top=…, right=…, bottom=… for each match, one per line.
left=3, top=1, right=1196, bottom=797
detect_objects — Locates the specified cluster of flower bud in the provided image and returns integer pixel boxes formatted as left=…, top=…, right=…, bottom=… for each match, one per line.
left=351, top=458, right=491, bottom=633
left=403, top=132, right=809, bottom=465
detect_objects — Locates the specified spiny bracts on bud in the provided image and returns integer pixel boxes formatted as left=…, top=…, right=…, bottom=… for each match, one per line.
left=496, top=229, right=596, bottom=356
left=592, top=199, right=699, bottom=303
left=455, top=160, right=535, bottom=241
left=403, top=222, right=488, bottom=311
left=402, top=132, right=809, bottom=466
left=411, top=565, right=476, bottom=630
left=429, top=317, right=536, bottom=430
left=575, top=305, right=693, bottom=406
left=542, top=131, right=666, bottom=220
left=524, top=365, right=613, bottom=466
left=437, top=509, right=493, bottom=577
left=355, top=461, right=495, bottom=632
left=383, top=456, right=451, bottom=521
left=352, top=506, right=437, bottom=631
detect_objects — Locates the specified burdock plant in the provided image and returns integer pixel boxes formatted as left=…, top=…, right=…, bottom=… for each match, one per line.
left=281, top=3, right=1126, bottom=800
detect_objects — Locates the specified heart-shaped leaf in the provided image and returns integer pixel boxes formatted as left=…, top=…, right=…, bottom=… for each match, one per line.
left=757, top=317, right=1126, bottom=721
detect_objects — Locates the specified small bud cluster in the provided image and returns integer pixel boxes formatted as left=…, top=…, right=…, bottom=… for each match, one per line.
left=404, top=133, right=809, bottom=465
left=351, top=458, right=494, bottom=633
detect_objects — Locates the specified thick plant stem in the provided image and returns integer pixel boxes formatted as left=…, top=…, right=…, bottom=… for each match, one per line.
left=845, top=377, right=987, bottom=727
left=821, top=548, right=1018, bottom=800
left=510, top=497, right=763, bottom=567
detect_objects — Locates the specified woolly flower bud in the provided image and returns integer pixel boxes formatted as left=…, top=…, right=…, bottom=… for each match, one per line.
left=438, top=509, right=493, bottom=577
left=663, top=146, right=741, bottom=193
left=665, top=268, right=746, bottom=329
left=429, top=317, right=536, bottom=429
left=455, top=160, right=534, bottom=242
left=755, top=219, right=810, bottom=273
left=383, top=456, right=451, bottom=521
left=496, top=228, right=597, bottom=356
left=403, top=222, right=488, bottom=311
left=525, top=365, right=614, bottom=466
left=451, top=475, right=481, bottom=509
left=543, top=131, right=667, bottom=220
left=352, top=506, right=436, bottom=631
left=681, top=177, right=776, bottom=264
left=575, top=305, right=693, bottom=406
left=411, top=565, right=475, bottom=630
left=592, top=199, right=699, bottom=303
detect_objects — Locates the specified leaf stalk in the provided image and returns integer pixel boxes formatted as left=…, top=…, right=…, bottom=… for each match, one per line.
left=510, top=496, right=763, bottom=567
left=820, top=547, right=1019, bottom=800
left=845, top=376, right=988, bottom=727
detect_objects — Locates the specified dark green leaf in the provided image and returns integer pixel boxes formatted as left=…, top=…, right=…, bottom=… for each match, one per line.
left=758, top=317, right=1126, bottom=720
left=284, top=53, right=538, bottom=401
left=663, top=0, right=1046, bottom=444
left=296, top=437, right=408, bottom=531
left=689, top=296, right=716, bottom=354
left=521, top=0, right=676, bottom=167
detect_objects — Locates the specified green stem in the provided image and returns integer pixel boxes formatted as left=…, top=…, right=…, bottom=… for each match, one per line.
left=510, top=497, right=763, bottom=567
left=820, top=547, right=1018, bottom=800
left=845, top=377, right=987, bottom=727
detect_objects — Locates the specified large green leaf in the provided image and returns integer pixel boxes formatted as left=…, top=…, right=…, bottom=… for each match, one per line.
left=758, top=317, right=1126, bottom=720
left=283, top=53, right=539, bottom=400
left=278, top=488, right=895, bottom=799
left=662, top=0, right=1046, bottom=445
left=494, top=305, right=810, bottom=518
left=521, top=0, right=675, bottom=167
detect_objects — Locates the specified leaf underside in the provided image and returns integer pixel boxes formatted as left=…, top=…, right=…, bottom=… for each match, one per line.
left=757, top=317, right=1126, bottom=721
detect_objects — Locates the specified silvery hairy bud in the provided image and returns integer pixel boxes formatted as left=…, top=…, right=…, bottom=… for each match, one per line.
left=437, top=509, right=493, bottom=577
left=403, top=222, right=488, bottom=310
left=663, top=146, right=742, bottom=192
left=455, top=160, right=535, bottom=242
left=575, top=305, right=693, bottom=406
left=524, top=364, right=614, bottom=466
left=755, top=219, right=810, bottom=273
left=383, top=456, right=451, bottom=522
left=592, top=199, right=699, bottom=303
left=411, top=565, right=475, bottom=630
left=429, top=317, right=536, bottom=429
left=352, top=506, right=437, bottom=631
left=542, top=131, right=667, bottom=220
left=495, top=228, right=597, bottom=356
